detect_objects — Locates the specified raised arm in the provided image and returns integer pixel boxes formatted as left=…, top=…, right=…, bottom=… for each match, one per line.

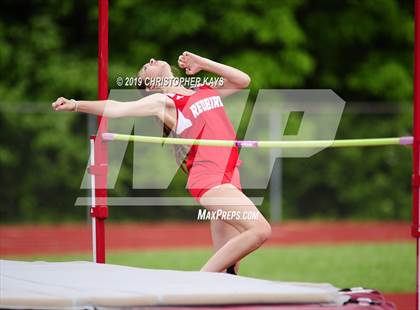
left=52, top=93, right=171, bottom=121
left=178, top=51, right=251, bottom=97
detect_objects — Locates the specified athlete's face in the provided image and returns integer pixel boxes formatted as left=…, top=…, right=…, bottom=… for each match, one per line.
left=138, top=58, right=172, bottom=89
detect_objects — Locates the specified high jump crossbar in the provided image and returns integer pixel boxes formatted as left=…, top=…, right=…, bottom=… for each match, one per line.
left=102, top=133, right=414, bottom=148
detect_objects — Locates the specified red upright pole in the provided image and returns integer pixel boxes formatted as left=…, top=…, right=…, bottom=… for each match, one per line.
left=413, top=0, right=420, bottom=308
left=90, top=0, right=109, bottom=264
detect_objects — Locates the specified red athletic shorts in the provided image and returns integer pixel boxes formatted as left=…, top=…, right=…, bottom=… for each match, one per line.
left=187, top=161, right=242, bottom=201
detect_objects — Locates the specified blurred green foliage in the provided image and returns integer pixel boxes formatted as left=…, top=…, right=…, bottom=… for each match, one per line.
left=0, top=0, right=414, bottom=223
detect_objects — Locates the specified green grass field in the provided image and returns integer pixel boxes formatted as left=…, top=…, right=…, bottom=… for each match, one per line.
left=3, top=242, right=415, bottom=293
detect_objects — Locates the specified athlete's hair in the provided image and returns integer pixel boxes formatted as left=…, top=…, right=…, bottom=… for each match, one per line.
left=136, top=64, right=189, bottom=173
left=161, top=121, right=189, bottom=173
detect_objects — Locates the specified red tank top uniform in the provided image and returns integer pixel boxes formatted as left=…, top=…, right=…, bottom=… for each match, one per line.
left=166, top=85, right=242, bottom=201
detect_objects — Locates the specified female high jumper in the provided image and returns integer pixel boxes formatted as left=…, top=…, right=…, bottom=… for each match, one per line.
left=52, top=51, right=272, bottom=274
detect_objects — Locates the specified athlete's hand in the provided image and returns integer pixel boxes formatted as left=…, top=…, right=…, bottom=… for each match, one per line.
left=52, top=97, right=76, bottom=112
left=178, top=51, right=205, bottom=75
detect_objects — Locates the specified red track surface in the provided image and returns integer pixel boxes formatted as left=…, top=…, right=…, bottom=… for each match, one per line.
left=0, top=221, right=415, bottom=309
left=0, top=221, right=412, bottom=256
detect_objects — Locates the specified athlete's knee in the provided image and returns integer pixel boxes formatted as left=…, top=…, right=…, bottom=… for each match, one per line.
left=249, top=220, right=271, bottom=248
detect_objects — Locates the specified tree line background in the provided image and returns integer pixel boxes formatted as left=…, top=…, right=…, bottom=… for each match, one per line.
left=0, top=0, right=414, bottom=223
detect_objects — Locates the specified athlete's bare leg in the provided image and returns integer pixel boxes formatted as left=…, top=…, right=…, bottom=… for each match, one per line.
left=210, top=219, right=241, bottom=273
left=200, top=184, right=271, bottom=272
